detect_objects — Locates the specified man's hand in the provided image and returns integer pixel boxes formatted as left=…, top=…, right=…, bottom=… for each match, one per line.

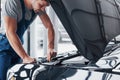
left=47, top=49, right=57, bottom=61
left=22, top=57, right=36, bottom=64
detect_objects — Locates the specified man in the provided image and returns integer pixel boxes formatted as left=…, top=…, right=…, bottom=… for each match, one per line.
left=0, top=0, right=56, bottom=80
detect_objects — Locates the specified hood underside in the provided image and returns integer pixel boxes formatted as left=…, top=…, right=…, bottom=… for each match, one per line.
left=49, top=0, right=120, bottom=61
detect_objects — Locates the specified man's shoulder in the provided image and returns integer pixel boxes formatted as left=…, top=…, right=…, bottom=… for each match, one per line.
left=5, top=0, right=21, bottom=7
left=2, top=0, right=22, bottom=21
left=3, top=0, right=21, bottom=12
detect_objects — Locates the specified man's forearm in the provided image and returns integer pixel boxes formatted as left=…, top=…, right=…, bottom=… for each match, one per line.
left=39, top=13, right=55, bottom=49
left=6, top=31, right=29, bottom=59
left=48, top=26, right=55, bottom=49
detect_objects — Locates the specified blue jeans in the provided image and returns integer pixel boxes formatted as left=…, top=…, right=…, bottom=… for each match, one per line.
left=0, top=50, right=21, bottom=80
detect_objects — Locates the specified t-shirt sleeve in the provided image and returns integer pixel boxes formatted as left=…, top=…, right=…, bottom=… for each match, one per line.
left=2, top=0, right=18, bottom=20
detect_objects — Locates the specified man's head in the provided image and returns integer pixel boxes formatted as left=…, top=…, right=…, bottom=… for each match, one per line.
left=31, top=0, right=49, bottom=13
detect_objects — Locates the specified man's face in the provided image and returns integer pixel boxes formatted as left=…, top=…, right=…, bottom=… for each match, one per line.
left=32, top=0, right=49, bottom=13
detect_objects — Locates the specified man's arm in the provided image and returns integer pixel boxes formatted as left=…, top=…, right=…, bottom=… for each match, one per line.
left=4, top=16, right=35, bottom=63
left=39, top=13, right=54, bottom=49
left=39, top=12, right=56, bottom=61
left=32, top=0, right=56, bottom=61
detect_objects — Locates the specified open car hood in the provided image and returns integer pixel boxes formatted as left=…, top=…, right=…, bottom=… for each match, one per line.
left=49, top=0, right=120, bottom=62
